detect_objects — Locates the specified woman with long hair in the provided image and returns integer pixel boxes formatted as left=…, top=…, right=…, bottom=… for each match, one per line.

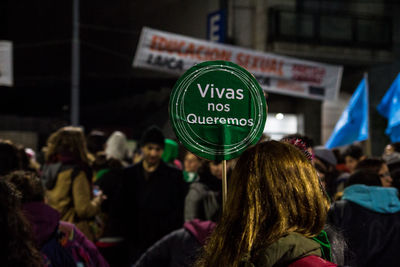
left=42, top=126, right=104, bottom=241
left=195, top=141, right=335, bottom=267
left=0, top=179, right=43, bottom=266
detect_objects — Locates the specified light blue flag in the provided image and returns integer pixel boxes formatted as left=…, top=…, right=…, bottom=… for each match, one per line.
left=325, top=78, right=368, bottom=149
left=377, top=73, right=400, bottom=142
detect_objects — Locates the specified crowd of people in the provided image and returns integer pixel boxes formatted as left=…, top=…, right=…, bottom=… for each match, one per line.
left=1, top=125, right=400, bottom=266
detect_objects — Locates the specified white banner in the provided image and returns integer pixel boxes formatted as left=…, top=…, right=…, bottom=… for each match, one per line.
left=0, top=41, right=13, bottom=87
left=133, top=27, right=343, bottom=101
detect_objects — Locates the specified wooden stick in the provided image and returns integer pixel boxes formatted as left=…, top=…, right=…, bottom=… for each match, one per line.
left=222, top=159, right=228, bottom=210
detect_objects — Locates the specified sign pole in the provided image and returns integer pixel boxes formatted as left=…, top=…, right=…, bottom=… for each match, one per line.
left=222, top=159, right=227, bottom=209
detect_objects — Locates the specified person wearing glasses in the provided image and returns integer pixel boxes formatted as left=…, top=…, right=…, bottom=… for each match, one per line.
left=328, top=168, right=400, bottom=266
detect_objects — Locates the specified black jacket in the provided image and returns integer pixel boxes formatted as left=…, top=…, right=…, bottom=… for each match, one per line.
left=133, top=219, right=216, bottom=267
left=94, top=168, right=125, bottom=238
left=328, top=198, right=400, bottom=267
left=122, top=161, right=186, bottom=262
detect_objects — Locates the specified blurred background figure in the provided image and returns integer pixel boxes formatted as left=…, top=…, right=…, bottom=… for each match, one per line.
left=184, top=160, right=229, bottom=222
left=122, top=125, right=186, bottom=264
left=42, top=126, right=104, bottom=241
left=382, top=142, right=400, bottom=176
left=0, top=178, right=43, bottom=266
left=5, top=170, right=109, bottom=267
left=24, top=147, right=41, bottom=173
left=105, top=131, right=130, bottom=167
left=355, top=157, right=393, bottom=187
left=0, top=139, right=20, bottom=176
left=328, top=169, right=400, bottom=267
left=335, top=144, right=366, bottom=198
left=92, top=152, right=128, bottom=267
left=313, top=146, right=339, bottom=199
left=183, top=151, right=202, bottom=183
left=86, top=130, right=107, bottom=163
left=343, top=144, right=365, bottom=174
left=382, top=142, right=400, bottom=162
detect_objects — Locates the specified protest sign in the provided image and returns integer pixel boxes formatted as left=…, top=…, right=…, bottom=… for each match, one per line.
left=169, top=60, right=267, bottom=161
left=134, top=27, right=343, bottom=101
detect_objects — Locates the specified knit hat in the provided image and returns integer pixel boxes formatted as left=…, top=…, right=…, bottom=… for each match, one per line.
left=313, top=146, right=337, bottom=166
left=140, top=125, right=165, bottom=148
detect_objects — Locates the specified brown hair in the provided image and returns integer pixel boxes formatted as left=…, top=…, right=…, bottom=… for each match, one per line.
left=195, top=141, right=330, bottom=267
left=45, top=126, right=89, bottom=164
left=5, top=170, right=45, bottom=203
left=355, top=157, right=385, bottom=174
left=0, top=179, right=43, bottom=266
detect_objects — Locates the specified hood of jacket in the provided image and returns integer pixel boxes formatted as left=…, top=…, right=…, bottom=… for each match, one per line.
left=105, top=131, right=128, bottom=161
left=22, top=202, right=60, bottom=247
left=183, top=219, right=216, bottom=245
left=41, top=162, right=64, bottom=190
left=240, top=232, right=322, bottom=267
left=343, top=184, right=400, bottom=213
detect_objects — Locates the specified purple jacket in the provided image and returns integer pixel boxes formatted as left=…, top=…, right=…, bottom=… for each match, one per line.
left=23, top=202, right=109, bottom=267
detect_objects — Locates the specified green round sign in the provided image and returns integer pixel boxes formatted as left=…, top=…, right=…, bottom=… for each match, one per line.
left=169, top=60, right=267, bottom=161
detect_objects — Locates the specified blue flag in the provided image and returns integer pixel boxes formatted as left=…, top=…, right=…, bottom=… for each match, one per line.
left=377, top=73, right=400, bottom=142
left=325, top=78, right=368, bottom=149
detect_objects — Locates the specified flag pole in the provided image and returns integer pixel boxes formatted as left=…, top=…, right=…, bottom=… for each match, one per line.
left=222, top=159, right=227, bottom=211
left=364, top=72, right=372, bottom=156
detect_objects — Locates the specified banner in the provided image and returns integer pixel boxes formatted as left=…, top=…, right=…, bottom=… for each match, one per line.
left=377, top=73, right=400, bottom=142
left=0, top=41, right=13, bottom=87
left=325, top=77, right=369, bottom=149
left=133, top=27, right=343, bottom=101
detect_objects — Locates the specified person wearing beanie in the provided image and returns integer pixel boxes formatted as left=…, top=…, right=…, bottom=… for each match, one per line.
left=122, top=125, right=186, bottom=264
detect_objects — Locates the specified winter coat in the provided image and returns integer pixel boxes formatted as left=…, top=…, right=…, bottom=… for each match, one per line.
left=122, top=160, right=186, bottom=262
left=43, top=163, right=101, bottom=241
left=240, top=232, right=337, bottom=267
left=22, top=201, right=109, bottom=267
left=184, top=171, right=222, bottom=222
left=133, top=219, right=216, bottom=267
left=328, top=184, right=400, bottom=267
left=94, top=168, right=124, bottom=238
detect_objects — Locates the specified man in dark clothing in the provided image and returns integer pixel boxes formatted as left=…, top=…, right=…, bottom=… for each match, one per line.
left=123, top=126, right=186, bottom=264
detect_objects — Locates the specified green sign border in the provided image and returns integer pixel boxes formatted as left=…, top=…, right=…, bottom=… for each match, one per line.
left=169, top=60, right=267, bottom=160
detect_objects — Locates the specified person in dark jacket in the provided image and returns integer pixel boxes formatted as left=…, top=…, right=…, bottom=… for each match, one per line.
left=328, top=169, right=400, bottom=267
left=92, top=152, right=129, bottom=267
left=133, top=219, right=216, bottom=267
left=122, top=125, right=186, bottom=263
